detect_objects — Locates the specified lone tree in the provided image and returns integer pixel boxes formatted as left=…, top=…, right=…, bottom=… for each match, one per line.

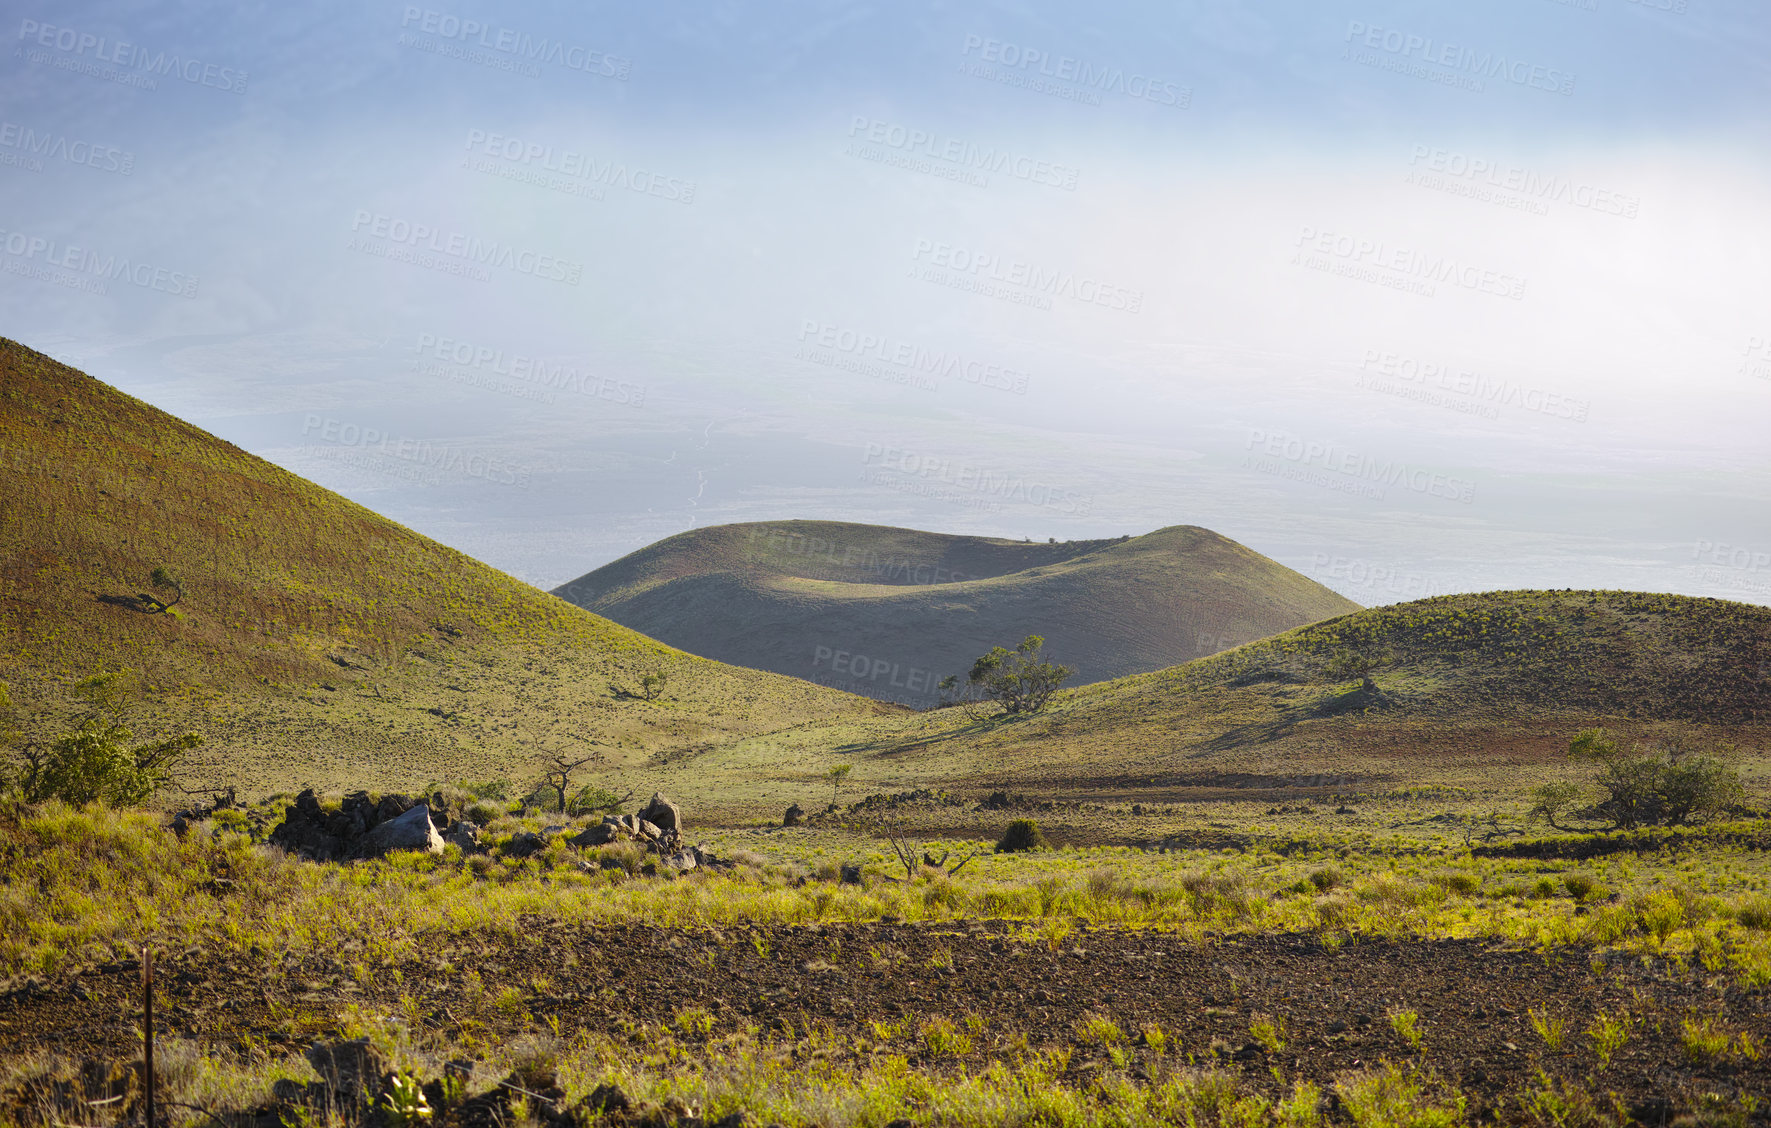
left=139, top=566, right=185, bottom=614
left=1551, top=728, right=1745, bottom=830
left=959, top=635, right=1074, bottom=715
left=1322, top=648, right=1396, bottom=694
left=827, top=762, right=852, bottom=806
left=535, top=746, right=605, bottom=812
left=1, top=669, right=201, bottom=806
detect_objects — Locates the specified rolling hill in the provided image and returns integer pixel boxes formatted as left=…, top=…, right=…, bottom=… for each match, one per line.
left=605, top=589, right=1771, bottom=822
left=552, top=521, right=1363, bottom=706
left=0, top=338, right=872, bottom=799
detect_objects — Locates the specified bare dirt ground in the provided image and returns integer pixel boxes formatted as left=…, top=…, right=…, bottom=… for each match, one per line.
left=3, top=922, right=1765, bottom=1121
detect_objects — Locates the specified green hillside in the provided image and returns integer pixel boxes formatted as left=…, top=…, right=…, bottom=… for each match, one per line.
left=553, top=520, right=1362, bottom=705
left=0, top=338, right=872, bottom=798
left=608, top=589, right=1771, bottom=820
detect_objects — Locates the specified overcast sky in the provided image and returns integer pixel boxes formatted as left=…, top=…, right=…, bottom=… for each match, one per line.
left=5, top=0, right=1769, bottom=608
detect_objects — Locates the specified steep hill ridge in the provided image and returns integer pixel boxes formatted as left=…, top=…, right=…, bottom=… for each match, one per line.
left=0, top=338, right=869, bottom=797
left=553, top=520, right=1363, bottom=704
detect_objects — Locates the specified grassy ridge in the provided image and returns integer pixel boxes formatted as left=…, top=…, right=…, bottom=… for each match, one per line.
left=553, top=521, right=1362, bottom=703
left=620, top=591, right=1771, bottom=817
left=0, top=338, right=870, bottom=797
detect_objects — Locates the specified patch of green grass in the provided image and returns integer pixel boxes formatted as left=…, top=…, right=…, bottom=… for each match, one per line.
left=1388, top=1009, right=1424, bottom=1051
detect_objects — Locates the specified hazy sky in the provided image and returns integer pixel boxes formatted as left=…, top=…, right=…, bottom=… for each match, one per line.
left=5, top=0, right=1769, bottom=608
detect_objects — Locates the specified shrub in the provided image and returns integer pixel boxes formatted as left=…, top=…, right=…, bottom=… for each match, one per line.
left=997, top=819, right=1047, bottom=853
left=1566, top=728, right=1744, bottom=828
left=1308, top=866, right=1344, bottom=891
left=1388, top=1009, right=1423, bottom=1051
left=2, top=670, right=200, bottom=807
left=1563, top=872, right=1598, bottom=901
left=1735, top=895, right=1771, bottom=930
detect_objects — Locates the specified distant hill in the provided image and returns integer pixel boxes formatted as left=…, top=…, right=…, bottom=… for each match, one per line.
left=0, top=339, right=871, bottom=798
left=552, top=521, right=1363, bottom=705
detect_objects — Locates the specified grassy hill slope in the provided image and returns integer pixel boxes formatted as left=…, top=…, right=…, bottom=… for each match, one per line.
left=553, top=521, right=1362, bottom=705
left=609, top=590, right=1771, bottom=822
left=0, top=338, right=871, bottom=798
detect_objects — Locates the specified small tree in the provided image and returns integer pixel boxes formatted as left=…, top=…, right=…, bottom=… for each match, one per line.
left=963, top=635, right=1074, bottom=715
left=640, top=671, right=668, bottom=701
left=140, top=566, right=185, bottom=614
left=534, top=747, right=605, bottom=812
left=1322, top=648, right=1396, bottom=694
left=1566, top=728, right=1744, bottom=829
left=828, top=762, right=852, bottom=806
left=2, top=670, right=201, bottom=806
left=1527, top=781, right=1584, bottom=831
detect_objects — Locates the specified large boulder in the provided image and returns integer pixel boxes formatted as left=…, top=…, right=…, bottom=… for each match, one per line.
left=639, top=792, right=681, bottom=834
left=571, top=821, right=622, bottom=848
left=504, top=831, right=547, bottom=858
left=357, top=804, right=443, bottom=858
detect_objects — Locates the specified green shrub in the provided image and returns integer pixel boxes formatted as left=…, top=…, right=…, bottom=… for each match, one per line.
left=1308, top=866, right=1343, bottom=891
left=1563, top=873, right=1598, bottom=901
left=1736, top=896, right=1771, bottom=930
left=997, top=819, right=1047, bottom=853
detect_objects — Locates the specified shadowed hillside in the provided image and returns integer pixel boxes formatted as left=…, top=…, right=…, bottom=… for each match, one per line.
left=0, top=339, right=871, bottom=798
left=553, top=520, right=1362, bottom=705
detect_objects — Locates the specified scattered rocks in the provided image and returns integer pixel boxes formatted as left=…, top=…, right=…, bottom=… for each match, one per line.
left=270, top=790, right=447, bottom=861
